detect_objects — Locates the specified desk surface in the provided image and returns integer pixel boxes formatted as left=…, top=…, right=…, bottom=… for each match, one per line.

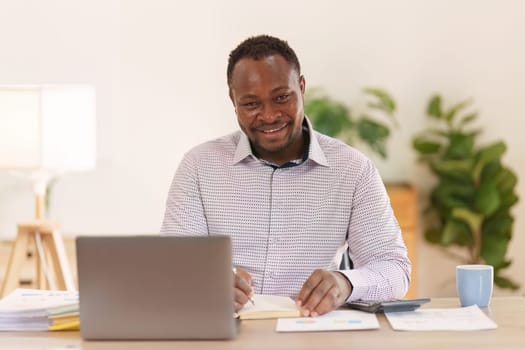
left=1, top=297, right=524, bottom=350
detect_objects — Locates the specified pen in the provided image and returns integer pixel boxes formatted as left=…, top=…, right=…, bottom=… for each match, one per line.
left=232, top=267, right=255, bottom=306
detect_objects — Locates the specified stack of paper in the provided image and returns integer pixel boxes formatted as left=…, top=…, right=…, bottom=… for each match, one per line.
left=0, top=288, right=79, bottom=331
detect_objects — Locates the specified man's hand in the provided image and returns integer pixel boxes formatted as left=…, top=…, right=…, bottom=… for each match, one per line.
left=233, top=266, right=254, bottom=312
left=295, top=269, right=352, bottom=317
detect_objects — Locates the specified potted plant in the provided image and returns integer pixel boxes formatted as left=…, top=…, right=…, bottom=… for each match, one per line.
left=412, top=95, right=519, bottom=289
left=305, top=87, right=397, bottom=158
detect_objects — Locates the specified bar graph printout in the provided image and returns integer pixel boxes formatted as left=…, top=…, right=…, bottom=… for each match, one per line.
left=276, top=310, right=379, bottom=332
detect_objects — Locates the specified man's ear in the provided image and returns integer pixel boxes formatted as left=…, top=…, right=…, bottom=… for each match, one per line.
left=229, top=88, right=238, bottom=113
left=229, top=88, right=235, bottom=104
left=299, top=75, right=306, bottom=95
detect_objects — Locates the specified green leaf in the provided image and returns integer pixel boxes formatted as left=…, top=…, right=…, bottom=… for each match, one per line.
left=494, top=275, right=520, bottom=290
left=431, top=159, right=473, bottom=181
left=483, top=214, right=513, bottom=238
left=431, top=181, right=473, bottom=215
left=466, top=129, right=483, bottom=138
left=474, top=183, right=500, bottom=216
left=452, top=207, right=483, bottom=233
left=475, top=141, right=506, bottom=167
left=432, top=180, right=475, bottom=206
left=473, top=142, right=507, bottom=185
left=457, top=112, right=478, bottom=129
left=498, top=192, right=519, bottom=210
left=363, top=87, right=396, bottom=114
left=356, top=118, right=390, bottom=158
left=427, top=95, right=442, bottom=118
left=480, top=161, right=502, bottom=185
left=441, top=219, right=472, bottom=246
left=444, top=132, right=475, bottom=160
left=413, top=138, right=441, bottom=155
left=496, top=167, right=518, bottom=195
left=494, top=260, right=512, bottom=270
left=444, top=99, right=472, bottom=123
left=481, top=227, right=509, bottom=267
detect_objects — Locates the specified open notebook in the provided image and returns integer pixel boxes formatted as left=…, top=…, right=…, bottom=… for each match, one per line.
left=238, top=294, right=301, bottom=320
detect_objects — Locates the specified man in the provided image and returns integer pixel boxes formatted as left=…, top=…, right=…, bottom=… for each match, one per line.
left=161, top=35, right=410, bottom=317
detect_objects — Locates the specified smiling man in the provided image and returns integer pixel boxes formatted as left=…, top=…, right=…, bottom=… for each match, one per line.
left=229, top=53, right=306, bottom=166
left=161, top=35, right=411, bottom=317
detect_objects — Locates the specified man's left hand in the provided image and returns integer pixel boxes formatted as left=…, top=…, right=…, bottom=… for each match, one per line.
left=295, top=269, right=352, bottom=317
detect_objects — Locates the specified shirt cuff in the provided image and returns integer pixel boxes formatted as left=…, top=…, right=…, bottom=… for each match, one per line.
left=337, top=269, right=369, bottom=302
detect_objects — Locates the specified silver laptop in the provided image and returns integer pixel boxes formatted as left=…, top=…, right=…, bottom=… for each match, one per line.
left=76, top=235, right=236, bottom=340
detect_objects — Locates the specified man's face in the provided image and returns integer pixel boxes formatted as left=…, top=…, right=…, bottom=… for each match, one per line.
left=229, top=54, right=306, bottom=165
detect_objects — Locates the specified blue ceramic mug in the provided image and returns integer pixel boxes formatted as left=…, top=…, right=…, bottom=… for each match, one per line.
left=456, top=264, right=493, bottom=307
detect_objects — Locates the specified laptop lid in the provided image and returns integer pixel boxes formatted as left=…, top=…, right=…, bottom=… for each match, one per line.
left=76, top=235, right=236, bottom=340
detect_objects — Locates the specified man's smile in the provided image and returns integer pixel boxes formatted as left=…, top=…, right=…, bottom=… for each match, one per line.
left=256, top=122, right=288, bottom=134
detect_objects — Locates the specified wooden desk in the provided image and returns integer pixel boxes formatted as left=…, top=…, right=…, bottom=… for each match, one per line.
left=1, top=297, right=524, bottom=350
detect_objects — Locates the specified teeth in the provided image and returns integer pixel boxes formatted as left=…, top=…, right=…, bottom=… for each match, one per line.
left=262, top=124, right=286, bottom=133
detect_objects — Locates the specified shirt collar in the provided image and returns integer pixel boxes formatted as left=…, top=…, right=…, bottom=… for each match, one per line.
left=232, top=116, right=329, bottom=167
left=305, top=116, right=329, bottom=167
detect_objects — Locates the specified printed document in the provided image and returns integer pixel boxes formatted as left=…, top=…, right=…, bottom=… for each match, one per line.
left=276, top=310, right=379, bottom=332
left=385, top=305, right=497, bottom=331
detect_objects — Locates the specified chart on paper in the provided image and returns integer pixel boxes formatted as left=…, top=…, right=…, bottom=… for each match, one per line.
left=275, top=310, right=379, bottom=332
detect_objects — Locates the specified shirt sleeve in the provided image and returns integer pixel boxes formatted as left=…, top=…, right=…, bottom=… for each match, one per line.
left=338, top=159, right=411, bottom=301
left=160, top=152, right=209, bottom=236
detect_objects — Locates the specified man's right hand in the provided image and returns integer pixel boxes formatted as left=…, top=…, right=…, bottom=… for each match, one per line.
left=233, top=266, right=254, bottom=312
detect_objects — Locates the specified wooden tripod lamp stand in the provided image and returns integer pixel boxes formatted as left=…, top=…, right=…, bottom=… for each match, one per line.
left=0, top=85, right=96, bottom=297
left=1, top=176, right=75, bottom=296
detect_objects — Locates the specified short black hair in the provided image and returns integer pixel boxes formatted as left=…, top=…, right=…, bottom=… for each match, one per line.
left=227, top=35, right=301, bottom=86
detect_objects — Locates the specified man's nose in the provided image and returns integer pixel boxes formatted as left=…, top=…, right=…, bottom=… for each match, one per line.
left=258, top=103, right=280, bottom=121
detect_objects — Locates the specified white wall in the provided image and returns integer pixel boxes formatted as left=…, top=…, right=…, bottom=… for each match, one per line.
left=0, top=0, right=523, bottom=297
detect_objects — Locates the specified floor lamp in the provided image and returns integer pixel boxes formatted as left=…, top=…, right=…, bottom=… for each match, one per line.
left=0, top=85, right=96, bottom=297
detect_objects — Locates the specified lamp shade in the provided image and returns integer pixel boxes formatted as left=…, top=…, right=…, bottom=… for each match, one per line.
left=0, top=85, right=96, bottom=172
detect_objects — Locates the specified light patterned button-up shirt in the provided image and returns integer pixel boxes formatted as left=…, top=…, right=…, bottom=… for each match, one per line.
left=161, top=118, right=411, bottom=302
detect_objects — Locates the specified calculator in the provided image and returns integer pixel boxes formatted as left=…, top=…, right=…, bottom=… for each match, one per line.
left=346, top=298, right=431, bottom=313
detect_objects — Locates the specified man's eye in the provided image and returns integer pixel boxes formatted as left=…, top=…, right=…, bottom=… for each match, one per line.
left=275, top=94, right=290, bottom=102
left=242, top=101, right=259, bottom=108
